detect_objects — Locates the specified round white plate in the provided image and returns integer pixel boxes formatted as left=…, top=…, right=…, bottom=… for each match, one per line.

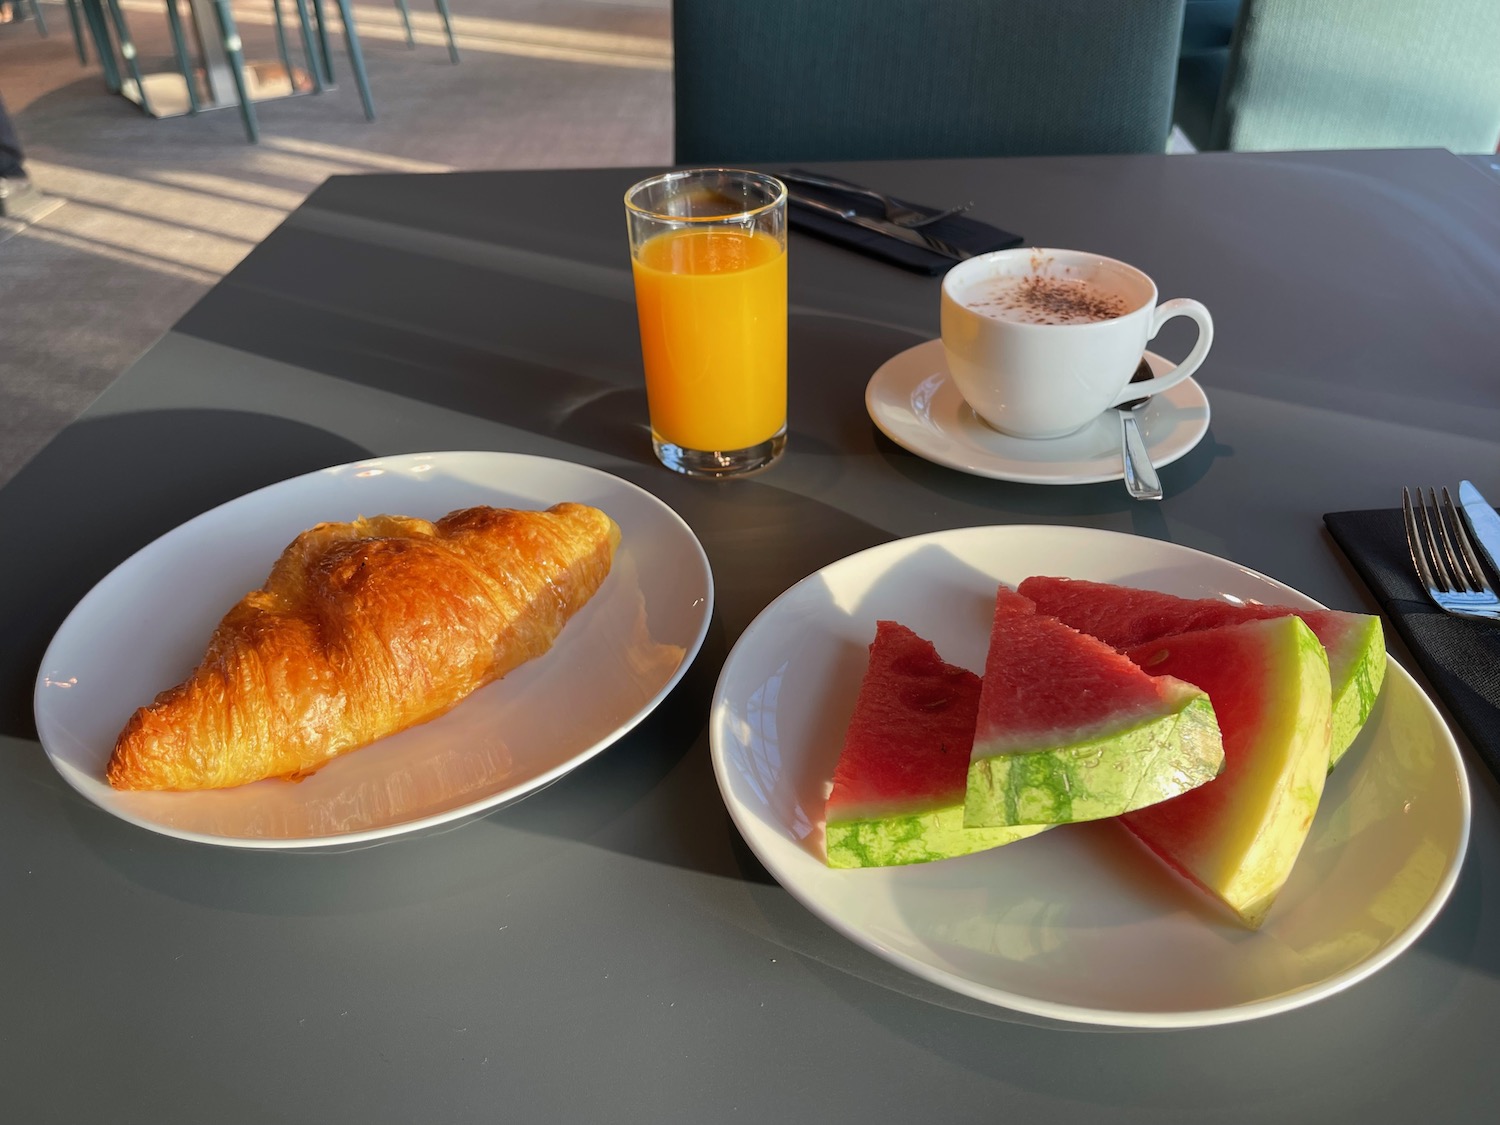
left=709, top=526, right=1470, bottom=1028
left=36, top=452, right=713, bottom=850
left=865, top=339, right=1210, bottom=484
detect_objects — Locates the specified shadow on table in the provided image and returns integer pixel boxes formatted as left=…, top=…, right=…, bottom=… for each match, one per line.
left=792, top=915, right=1487, bottom=1096
left=0, top=408, right=373, bottom=743
left=725, top=799, right=1489, bottom=1045
left=870, top=421, right=1231, bottom=530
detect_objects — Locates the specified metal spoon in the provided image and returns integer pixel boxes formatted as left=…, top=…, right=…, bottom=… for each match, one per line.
left=1118, top=360, right=1162, bottom=501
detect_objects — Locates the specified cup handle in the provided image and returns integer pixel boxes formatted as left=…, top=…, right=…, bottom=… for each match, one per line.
left=1107, top=299, right=1214, bottom=407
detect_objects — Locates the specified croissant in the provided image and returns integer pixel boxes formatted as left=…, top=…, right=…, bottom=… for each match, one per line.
left=107, top=503, right=620, bottom=791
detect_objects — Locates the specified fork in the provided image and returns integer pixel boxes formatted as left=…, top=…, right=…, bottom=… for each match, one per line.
left=779, top=171, right=972, bottom=228
left=1403, top=486, right=1500, bottom=620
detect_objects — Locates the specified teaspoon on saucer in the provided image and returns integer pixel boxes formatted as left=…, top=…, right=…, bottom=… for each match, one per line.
left=1118, top=360, right=1163, bottom=501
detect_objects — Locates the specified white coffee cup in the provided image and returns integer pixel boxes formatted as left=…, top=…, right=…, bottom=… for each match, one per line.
left=940, top=248, right=1213, bottom=439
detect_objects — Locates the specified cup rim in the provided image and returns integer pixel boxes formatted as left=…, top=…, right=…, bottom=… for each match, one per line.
left=624, top=168, right=788, bottom=223
left=941, top=247, right=1156, bottom=328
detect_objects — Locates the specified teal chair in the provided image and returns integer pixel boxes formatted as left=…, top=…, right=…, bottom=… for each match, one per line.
left=1174, top=0, right=1500, bottom=152
left=96, top=0, right=157, bottom=116
left=1174, top=1, right=1239, bottom=148
left=64, top=0, right=90, bottom=64
left=392, top=0, right=459, bottom=64
left=672, top=0, right=1188, bottom=163
left=1, top=0, right=48, bottom=33
left=207, top=0, right=378, bottom=143
left=76, top=2, right=121, bottom=91
left=29, top=0, right=97, bottom=69
left=305, top=0, right=378, bottom=120
left=22, top=0, right=47, bottom=34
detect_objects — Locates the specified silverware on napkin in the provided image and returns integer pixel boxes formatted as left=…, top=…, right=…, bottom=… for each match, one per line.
left=1458, top=480, right=1500, bottom=577
left=786, top=189, right=974, bottom=261
left=779, top=170, right=971, bottom=228
left=1404, top=485, right=1500, bottom=620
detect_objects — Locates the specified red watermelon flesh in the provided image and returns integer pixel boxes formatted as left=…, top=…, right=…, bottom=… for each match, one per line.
left=824, top=620, right=1043, bottom=868
left=1121, top=616, right=1332, bottom=928
left=1017, top=576, right=1385, bottom=767
left=964, top=586, right=1223, bottom=829
left=977, top=586, right=1173, bottom=740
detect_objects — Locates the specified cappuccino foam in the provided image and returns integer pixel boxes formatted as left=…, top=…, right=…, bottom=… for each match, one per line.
left=959, top=274, right=1131, bottom=326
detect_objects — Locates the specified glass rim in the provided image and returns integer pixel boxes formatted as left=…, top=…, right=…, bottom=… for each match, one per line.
left=624, top=168, right=788, bottom=223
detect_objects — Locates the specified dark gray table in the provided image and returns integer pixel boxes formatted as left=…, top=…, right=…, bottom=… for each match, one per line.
left=2, top=149, right=1497, bottom=1124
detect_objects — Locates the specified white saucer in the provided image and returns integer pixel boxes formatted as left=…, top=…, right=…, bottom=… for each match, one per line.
left=865, top=338, right=1210, bottom=485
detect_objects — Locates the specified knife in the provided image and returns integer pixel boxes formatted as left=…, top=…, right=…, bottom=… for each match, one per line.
left=787, top=189, right=973, bottom=261
left=1458, top=481, right=1500, bottom=577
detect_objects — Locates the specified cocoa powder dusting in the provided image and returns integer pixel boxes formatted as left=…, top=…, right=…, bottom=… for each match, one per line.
left=965, top=275, right=1130, bottom=325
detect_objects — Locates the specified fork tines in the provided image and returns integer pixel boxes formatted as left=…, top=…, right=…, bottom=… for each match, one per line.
left=1403, top=486, right=1500, bottom=618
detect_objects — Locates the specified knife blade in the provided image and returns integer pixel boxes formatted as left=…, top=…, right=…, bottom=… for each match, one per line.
left=1458, top=481, right=1500, bottom=577
left=787, top=190, right=973, bottom=261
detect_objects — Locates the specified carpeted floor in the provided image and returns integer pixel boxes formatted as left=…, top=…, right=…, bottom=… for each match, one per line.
left=0, top=0, right=672, bottom=484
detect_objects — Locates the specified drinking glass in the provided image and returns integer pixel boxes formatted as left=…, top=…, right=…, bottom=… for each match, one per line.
left=625, top=169, right=788, bottom=478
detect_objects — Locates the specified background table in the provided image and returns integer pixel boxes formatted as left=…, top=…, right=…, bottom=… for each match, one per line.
left=78, top=0, right=315, bottom=119
left=2, top=148, right=1497, bottom=1123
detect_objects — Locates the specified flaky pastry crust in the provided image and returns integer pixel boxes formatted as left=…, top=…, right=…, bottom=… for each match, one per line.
left=107, top=503, right=620, bottom=790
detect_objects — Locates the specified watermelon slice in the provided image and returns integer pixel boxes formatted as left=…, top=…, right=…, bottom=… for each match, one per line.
left=825, top=621, right=1045, bottom=868
left=963, top=587, right=1224, bottom=829
left=1017, top=576, right=1385, bottom=769
left=1122, top=616, right=1332, bottom=928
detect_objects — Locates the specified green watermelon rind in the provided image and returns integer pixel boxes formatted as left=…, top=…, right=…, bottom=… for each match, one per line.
left=1326, top=614, right=1386, bottom=768
left=826, top=808, right=1045, bottom=869
left=963, top=692, right=1223, bottom=828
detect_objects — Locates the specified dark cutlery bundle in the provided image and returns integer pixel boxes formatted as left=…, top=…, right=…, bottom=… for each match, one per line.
left=779, top=169, right=1022, bottom=274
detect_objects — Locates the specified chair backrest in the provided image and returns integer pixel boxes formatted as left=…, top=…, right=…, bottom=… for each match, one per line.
left=1208, top=0, right=1500, bottom=152
left=672, top=0, right=1188, bottom=164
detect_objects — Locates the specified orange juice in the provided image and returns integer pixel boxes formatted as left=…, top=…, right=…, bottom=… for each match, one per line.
left=631, top=227, right=787, bottom=452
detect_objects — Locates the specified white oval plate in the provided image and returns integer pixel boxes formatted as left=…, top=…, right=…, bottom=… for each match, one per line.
left=709, top=525, right=1470, bottom=1028
left=866, top=339, right=1210, bottom=484
left=36, top=451, right=712, bottom=850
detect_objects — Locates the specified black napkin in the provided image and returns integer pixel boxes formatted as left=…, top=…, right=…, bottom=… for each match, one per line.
left=1325, top=507, right=1500, bottom=781
left=785, top=179, right=1023, bottom=275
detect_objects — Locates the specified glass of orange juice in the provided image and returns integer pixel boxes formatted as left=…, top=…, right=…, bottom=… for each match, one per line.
left=625, top=169, right=788, bottom=478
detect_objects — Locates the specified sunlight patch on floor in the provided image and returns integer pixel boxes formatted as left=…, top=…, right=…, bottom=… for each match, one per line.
left=110, top=1, right=673, bottom=70
left=20, top=158, right=284, bottom=282
left=262, top=136, right=456, bottom=173
left=238, top=146, right=415, bottom=185
left=145, top=169, right=311, bottom=211
left=13, top=221, right=223, bottom=285
left=29, top=159, right=285, bottom=239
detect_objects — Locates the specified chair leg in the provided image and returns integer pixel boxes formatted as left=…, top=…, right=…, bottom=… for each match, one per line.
left=162, top=0, right=202, bottom=114
left=26, top=0, right=48, bottom=35
left=102, top=0, right=155, bottom=116
left=78, top=0, right=121, bottom=92
left=331, top=0, right=375, bottom=121
left=311, top=0, right=335, bottom=84
left=432, top=0, right=458, bottom=64
left=208, top=0, right=261, bottom=142
left=269, top=0, right=295, bottom=81
left=289, top=0, right=326, bottom=92
left=394, top=0, right=414, bottom=48
left=64, top=0, right=88, bottom=64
